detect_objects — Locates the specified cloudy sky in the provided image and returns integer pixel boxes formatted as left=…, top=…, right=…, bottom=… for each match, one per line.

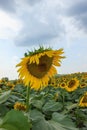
left=0, top=0, right=87, bottom=79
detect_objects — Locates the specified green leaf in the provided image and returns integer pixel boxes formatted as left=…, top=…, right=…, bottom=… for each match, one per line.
left=66, top=103, right=78, bottom=111
left=0, top=91, right=11, bottom=104
left=0, top=118, right=3, bottom=126
left=0, top=128, right=7, bottom=130
left=52, top=112, right=67, bottom=121
left=30, top=109, right=53, bottom=130
left=52, top=112, right=79, bottom=130
left=0, top=104, right=9, bottom=117
left=30, top=109, right=71, bottom=130
left=49, top=120, right=79, bottom=130
left=0, top=109, right=30, bottom=130
left=42, top=100, right=63, bottom=112
left=48, top=120, right=68, bottom=130
left=32, top=118, right=53, bottom=130
left=31, top=99, right=44, bottom=109
left=32, top=115, right=70, bottom=130
left=30, top=109, right=44, bottom=122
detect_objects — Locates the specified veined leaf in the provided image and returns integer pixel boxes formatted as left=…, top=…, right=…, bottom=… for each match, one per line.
left=0, top=110, right=30, bottom=130
left=0, top=91, right=11, bottom=104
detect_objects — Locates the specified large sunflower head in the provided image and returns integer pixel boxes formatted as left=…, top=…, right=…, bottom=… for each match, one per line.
left=16, top=46, right=65, bottom=90
left=65, top=78, right=79, bottom=92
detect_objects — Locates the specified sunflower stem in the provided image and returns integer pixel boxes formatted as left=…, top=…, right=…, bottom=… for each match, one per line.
left=26, top=86, right=30, bottom=112
left=26, top=85, right=31, bottom=130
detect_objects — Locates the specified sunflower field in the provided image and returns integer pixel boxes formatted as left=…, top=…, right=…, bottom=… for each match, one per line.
left=0, top=72, right=87, bottom=130
left=0, top=47, right=87, bottom=130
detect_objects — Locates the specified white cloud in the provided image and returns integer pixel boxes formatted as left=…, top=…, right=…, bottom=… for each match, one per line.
left=0, top=10, right=22, bottom=39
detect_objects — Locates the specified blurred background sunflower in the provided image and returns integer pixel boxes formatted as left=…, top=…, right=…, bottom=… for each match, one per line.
left=16, top=46, right=65, bottom=90
left=14, top=102, right=26, bottom=111
left=65, top=78, right=79, bottom=92
left=79, top=92, right=87, bottom=107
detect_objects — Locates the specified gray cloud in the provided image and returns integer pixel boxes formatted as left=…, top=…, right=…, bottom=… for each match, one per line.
left=67, top=2, right=87, bottom=16
left=26, top=0, right=42, bottom=6
left=15, top=34, right=57, bottom=46
left=15, top=15, right=64, bottom=46
left=0, top=0, right=16, bottom=12
left=15, top=0, right=64, bottom=46
left=1, top=0, right=86, bottom=46
left=66, top=0, right=87, bottom=31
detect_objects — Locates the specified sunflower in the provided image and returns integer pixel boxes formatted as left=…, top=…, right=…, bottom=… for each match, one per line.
left=80, top=78, right=86, bottom=83
left=59, top=82, right=67, bottom=89
left=6, top=82, right=15, bottom=90
left=16, top=47, right=65, bottom=90
left=80, top=83, right=87, bottom=88
left=14, top=102, right=26, bottom=111
left=17, top=79, right=23, bottom=84
left=79, top=92, right=87, bottom=107
left=0, top=79, right=2, bottom=84
left=49, top=77, right=56, bottom=87
left=65, top=78, right=79, bottom=92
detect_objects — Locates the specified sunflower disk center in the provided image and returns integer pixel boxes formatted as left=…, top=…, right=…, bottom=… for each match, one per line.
left=68, top=80, right=76, bottom=88
left=27, top=55, right=53, bottom=78
left=82, top=95, right=87, bottom=103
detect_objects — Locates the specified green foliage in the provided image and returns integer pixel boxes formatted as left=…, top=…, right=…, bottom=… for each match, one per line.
left=30, top=109, right=79, bottom=130
left=0, top=104, right=9, bottom=117
left=52, top=112, right=76, bottom=128
left=24, top=46, right=52, bottom=57
left=0, top=110, right=30, bottom=130
left=0, top=72, right=87, bottom=129
left=31, top=99, right=44, bottom=110
left=0, top=91, right=11, bottom=104
left=42, top=100, right=63, bottom=112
